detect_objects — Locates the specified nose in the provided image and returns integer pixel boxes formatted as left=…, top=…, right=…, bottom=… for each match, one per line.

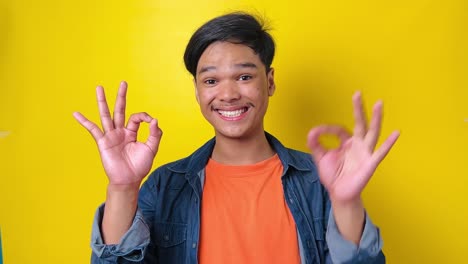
left=218, top=81, right=241, bottom=102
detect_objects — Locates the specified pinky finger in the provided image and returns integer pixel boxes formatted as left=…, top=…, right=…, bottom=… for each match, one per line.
left=73, top=112, right=104, bottom=142
left=372, top=130, right=400, bottom=164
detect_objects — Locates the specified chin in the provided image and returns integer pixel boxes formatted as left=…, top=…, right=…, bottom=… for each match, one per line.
left=214, top=126, right=259, bottom=140
left=216, top=129, right=246, bottom=139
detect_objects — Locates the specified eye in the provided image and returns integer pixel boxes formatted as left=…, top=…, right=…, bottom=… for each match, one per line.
left=204, top=79, right=217, bottom=85
left=238, top=75, right=252, bottom=81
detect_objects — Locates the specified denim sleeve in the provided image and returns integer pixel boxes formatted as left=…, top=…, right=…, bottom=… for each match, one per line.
left=326, top=210, right=385, bottom=264
left=90, top=204, right=150, bottom=263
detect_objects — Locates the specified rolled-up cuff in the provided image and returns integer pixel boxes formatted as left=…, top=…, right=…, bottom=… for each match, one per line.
left=90, top=204, right=150, bottom=262
left=326, top=210, right=384, bottom=263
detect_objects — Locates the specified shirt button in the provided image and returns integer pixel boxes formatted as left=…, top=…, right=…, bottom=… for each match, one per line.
left=164, top=235, right=169, bottom=241
left=289, top=198, right=294, bottom=204
left=192, top=243, right=197, bottom=249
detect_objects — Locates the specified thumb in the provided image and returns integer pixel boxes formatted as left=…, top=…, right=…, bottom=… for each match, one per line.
left=145, top=118, right=163, bottom=155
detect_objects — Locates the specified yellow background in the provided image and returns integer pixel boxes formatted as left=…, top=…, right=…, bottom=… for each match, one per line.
left=0, top=0, right=467, bottom=263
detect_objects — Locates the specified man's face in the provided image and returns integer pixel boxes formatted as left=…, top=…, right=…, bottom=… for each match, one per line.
left=194, top=41, right=275, bottom=140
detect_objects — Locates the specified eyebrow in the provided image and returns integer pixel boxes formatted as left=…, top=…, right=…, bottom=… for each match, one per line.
left=197, top=62, right=258, bottom=75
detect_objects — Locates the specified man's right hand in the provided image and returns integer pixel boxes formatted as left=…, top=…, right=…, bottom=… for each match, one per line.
left=73, top=81, right=163, bottom=187
left=73, top=81, right=162, bottom=244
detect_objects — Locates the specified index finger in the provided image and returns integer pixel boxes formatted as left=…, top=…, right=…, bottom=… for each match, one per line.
left=73, top=112, right=104, bottom=141
left=307, top=125, right=352, bottom=161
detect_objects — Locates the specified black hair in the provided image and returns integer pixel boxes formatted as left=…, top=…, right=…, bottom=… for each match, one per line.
left=183, top=12, right=275, bottom=78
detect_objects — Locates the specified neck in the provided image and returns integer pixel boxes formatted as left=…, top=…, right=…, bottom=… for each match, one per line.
left=212, top=131, right=275, bottom=165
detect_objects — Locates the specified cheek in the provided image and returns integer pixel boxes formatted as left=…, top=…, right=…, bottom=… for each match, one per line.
left=245, top=86, right=268, bottom=103
left=241, top=84, right=262, bottom=96
left=197, top=89, right=216, bottom=107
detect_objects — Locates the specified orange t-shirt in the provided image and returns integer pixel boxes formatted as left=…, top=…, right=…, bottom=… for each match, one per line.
left=198, top=154, right=301, bottom=264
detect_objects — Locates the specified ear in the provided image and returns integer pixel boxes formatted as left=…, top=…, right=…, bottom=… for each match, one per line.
left=193, top=78, right=200, bottom=104
left=267, top=68, right=276, bottom=96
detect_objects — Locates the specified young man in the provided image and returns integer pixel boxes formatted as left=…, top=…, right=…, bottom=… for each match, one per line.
left=74, top=12, right=399, bottom=264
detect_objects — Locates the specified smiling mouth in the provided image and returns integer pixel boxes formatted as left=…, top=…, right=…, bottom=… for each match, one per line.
left=216, top=107, right=249, bottom=118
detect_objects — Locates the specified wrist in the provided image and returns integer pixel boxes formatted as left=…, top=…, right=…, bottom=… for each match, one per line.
left=106, top=183, right=140, bottom=207
left=102, top=183, right=140, bottom=244
left=330, top=197, right=365, bottom=245
left=107, top=182, right=141, bottom=193
left=331, top=197, right=363, bottom=211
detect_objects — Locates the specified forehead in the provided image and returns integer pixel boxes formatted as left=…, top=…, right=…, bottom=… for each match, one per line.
left=197, top=41, right=263, bottom=72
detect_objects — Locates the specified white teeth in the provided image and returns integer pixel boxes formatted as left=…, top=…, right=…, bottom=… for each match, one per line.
left=218, top=108, right=246, bottom=118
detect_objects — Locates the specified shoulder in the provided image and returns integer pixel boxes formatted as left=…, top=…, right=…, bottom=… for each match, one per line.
left=286, top=148, right=316, bottom=166
left=144, top=156, right=192, bottom=187
left=280, top=147, right=322, bottom=185
left=283, top=147, right=318, bottom=172
left=157, top=156, right=192, bottom=174
left=144, top=137, right=215, bottom=187
left=266, top=132, right=316, bottom=172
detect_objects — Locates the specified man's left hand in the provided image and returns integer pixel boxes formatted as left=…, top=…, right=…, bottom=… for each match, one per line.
left=307, top=91, right=399, bottom=243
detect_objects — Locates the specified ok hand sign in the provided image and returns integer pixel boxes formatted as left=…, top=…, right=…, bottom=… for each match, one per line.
left=73, top=81, right=162, bottom=187
left=307, top=92, right=399, bottom=204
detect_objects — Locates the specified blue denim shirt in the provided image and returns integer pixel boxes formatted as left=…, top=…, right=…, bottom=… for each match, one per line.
left=91, top=133, right=385, bottom=264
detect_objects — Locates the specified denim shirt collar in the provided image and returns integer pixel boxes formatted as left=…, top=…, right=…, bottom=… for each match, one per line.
left=167, top=132, right=312, bottom=180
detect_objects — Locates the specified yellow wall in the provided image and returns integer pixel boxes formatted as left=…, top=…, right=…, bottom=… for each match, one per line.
left=0, top=0, right=466, bottom=263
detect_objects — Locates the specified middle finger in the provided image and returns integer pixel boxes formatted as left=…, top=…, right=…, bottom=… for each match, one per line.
left=352, top=91, right=368, bottom=138
left=96, top=85, right=115, bottom=132
left=113, top=81, right=128, bottom=128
